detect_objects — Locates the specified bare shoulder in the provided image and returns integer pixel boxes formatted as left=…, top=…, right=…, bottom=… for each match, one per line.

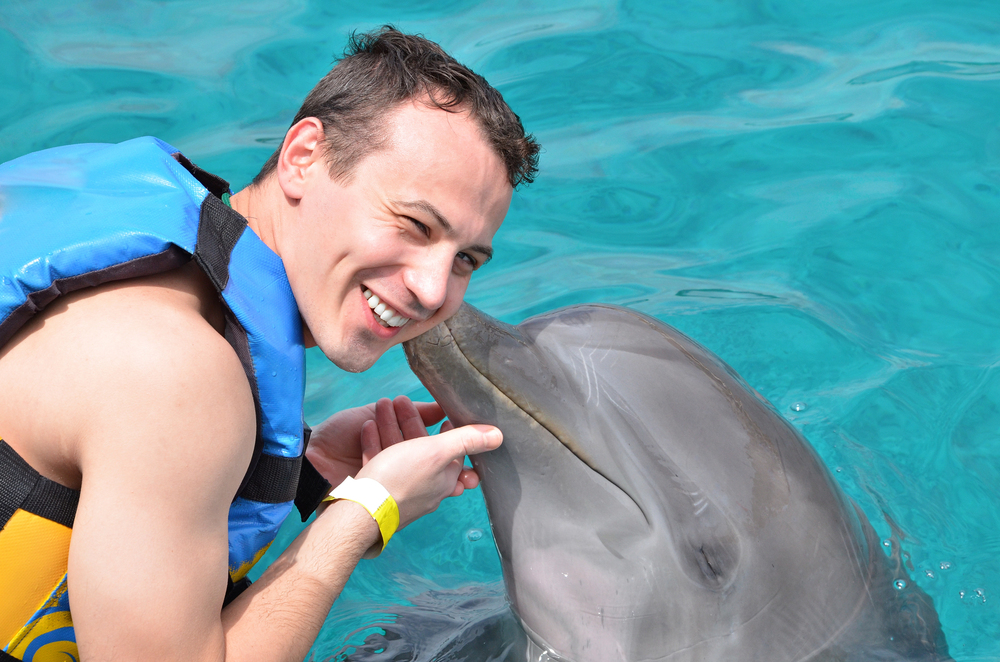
left=0, top=261, right=255, bottom=494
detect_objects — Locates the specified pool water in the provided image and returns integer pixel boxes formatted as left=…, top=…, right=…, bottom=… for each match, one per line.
left=2, top=0, right=999, bottom=659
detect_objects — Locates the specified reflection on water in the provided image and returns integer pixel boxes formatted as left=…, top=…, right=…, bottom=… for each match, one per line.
left=1, top=0, right=998, bottom=659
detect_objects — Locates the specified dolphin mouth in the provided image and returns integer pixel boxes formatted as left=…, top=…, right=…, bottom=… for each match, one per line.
left=434, top=314, right=649, bottom=524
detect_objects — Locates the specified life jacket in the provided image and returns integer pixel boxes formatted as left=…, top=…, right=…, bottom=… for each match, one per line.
left=0, top=137, right=331, bottom=661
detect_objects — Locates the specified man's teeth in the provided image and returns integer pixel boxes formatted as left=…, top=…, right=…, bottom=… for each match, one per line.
left=363, top=288, right=410, bottom=328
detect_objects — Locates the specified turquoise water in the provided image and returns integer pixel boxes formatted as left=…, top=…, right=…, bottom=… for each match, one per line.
left=2, top=0, right=999, bottom=659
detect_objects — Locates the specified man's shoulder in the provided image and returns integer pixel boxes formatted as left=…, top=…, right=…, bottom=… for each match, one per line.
left=30, top=262, right=240, bottom=385
left=0, top=263, right=255, bottom=487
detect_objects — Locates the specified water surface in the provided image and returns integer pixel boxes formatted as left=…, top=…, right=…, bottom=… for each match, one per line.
left=2, top=0, right=998, bottom=659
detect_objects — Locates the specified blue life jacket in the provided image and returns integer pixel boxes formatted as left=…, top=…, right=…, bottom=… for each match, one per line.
left=0, top=137, right=331, bottom=660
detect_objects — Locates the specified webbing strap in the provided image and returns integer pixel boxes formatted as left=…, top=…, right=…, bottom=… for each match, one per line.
left=187, top=180, right=319, bottom=513
left=296, top=454, right=332, bottom=522
left=0, top=441, right=78, bottom=530
left=238, top=453, right=301, bottom=504
left=194, top=194, right=246, bottom=293
left=0, top=441, right=35, bottom=528
left=232, top=443, right=331, bottom=512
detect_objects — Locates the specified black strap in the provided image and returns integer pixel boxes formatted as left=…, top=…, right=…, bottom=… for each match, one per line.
left=0, top=440, right=37, bottom=527
left=194, top=194, right=247, bottom=292
left=223, top=575, right=253, bottom=607
left=235, top=432, right=332, bottom=516
left=0, top=440, right=78, bottom=530
left=238, top=452, right=301, bottom=504
left=2, top=648, right=21, bottom=661
left=172, top=152, right=231, bottom=199
left=295, top=454, right=331, bottom=522
left=295, top=425, right=332, bottom=522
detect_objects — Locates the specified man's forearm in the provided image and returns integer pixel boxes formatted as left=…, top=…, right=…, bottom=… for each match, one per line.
left=220, top=500, right=381, bottom=662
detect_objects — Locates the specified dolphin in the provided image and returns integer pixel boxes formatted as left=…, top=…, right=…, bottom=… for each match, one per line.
left=402, top=302, right=950, bottom=662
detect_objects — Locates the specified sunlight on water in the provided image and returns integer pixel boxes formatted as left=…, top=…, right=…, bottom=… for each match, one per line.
left=1, top=0, right=998, bottom=659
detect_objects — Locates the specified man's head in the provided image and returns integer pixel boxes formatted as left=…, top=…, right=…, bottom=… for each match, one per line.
left=246, top=27, right=539, bottom=373
left=253, top=26, right=539, bottom=190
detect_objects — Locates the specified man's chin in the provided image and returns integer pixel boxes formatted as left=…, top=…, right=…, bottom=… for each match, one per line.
left=318, top=333, right=386, bottom=373
left=324, top=349, right=379, bottom=373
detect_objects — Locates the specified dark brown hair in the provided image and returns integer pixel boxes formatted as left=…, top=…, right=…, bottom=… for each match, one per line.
left=252, top=26, right=539, bottom=188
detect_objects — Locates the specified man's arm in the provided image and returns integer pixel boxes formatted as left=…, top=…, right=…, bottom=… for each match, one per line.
left=221, top=421, right=501, bottom=661
left=51, top=285, right=499, bottom=661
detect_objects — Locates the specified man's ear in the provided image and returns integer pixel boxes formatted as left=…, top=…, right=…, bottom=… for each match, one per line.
left=276, top=117, right=325, bottom=201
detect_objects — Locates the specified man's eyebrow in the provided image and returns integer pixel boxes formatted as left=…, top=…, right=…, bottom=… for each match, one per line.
left=393, top=199, right=494, bottom=263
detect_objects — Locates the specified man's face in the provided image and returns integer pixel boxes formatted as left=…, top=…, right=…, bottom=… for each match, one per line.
left=282, top=100, right=513, bottom=372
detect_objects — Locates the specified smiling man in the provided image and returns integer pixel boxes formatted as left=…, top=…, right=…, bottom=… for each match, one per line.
left=0, top=27, right=538, bottom=662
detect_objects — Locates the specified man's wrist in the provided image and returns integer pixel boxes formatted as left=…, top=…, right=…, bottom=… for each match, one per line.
left=309, top=497, right=383, bottom=562
left=321, top=476, right=399, bottom=557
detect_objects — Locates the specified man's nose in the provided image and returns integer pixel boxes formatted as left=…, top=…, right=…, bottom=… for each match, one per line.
left=403, top=250, right=452, bottom=314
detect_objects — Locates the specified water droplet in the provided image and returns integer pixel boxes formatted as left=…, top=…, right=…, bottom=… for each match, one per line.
left=466, top=528, right=483, bottom=542
left=790, top=402, right=808, bottom=412
left=271, top=371, right=277, bottom=377
left=882, top=539, right=892, bottom=548
left=894, top=579, right=907, bottom=590
left=959, top=590, right=966, bottom=599
left=835, top=466, right=843, bottom=473
left=940, top=561, right=952, bottom=570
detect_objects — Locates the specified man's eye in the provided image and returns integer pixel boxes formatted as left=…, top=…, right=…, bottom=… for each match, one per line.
left=455, top=252, right=478, bottom=272
left=408, top=217, right=430, bottom=237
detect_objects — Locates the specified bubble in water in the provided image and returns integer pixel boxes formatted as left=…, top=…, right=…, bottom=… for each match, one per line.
left=271, top=371, right=277, bottom=377
left=925, top=569, right=936, bottom=579
left=882, top=539, right=892, bottom=548
left=835, top=467, right=843, bottom=473
left=790, top=402, right=808, bottom=412
left=466, top=528, right=484, bottom=542
left=976, top=588, right=987, bottom=603
left=940, top=561, right=952, bottom=570
left=894, top=579, right=907, bottom=590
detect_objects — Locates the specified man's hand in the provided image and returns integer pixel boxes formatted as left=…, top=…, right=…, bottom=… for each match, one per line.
left=357, top=412, right=500, bottom=528
left=304, top=396, right=445, bottom=487
left=306, top=396, right=499, bottom=526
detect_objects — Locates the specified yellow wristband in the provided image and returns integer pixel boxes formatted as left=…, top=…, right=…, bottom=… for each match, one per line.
left=322, top=476, right=399, bottom=553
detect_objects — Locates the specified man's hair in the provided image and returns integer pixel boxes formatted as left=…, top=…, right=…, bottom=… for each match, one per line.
left=252, top=26, right=539, bottom=189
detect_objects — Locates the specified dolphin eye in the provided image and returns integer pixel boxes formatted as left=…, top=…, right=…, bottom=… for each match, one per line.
left=697, top=546, right=724, bottom=584
left=685, top=537, right=738, bottom=590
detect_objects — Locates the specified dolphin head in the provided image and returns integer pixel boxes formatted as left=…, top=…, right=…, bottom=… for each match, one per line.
left=404, top=303, right=941, bottom=661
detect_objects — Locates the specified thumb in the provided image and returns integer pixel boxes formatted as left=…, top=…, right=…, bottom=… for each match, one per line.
left=436, top=423, right=502, bottom=461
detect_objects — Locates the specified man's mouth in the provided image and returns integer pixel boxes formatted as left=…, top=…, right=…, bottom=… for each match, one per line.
left=363, top=287, right=411, bottom=328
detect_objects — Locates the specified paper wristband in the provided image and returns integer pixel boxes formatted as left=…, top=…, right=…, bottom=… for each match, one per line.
left=322, top=476, right=399, bottom=551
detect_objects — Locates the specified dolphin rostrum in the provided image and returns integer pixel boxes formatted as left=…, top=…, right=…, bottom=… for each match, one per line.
left=403, top=303, right=950, bottom=662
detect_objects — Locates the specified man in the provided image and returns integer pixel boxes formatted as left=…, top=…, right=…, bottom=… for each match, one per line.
left=0, top=27, right=539, bottom=661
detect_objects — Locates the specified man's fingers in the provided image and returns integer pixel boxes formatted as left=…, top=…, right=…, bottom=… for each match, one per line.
left=360, top=420, right=381, bottom=466
left=394, top=396, right=429, bottom=440
left=435, top=424, right=502, bottom=462
left=458, top=467, right=480, bottom=490
left=375, top=397, right=404, bottom=447
left=415, top=400, right=446, bottom=426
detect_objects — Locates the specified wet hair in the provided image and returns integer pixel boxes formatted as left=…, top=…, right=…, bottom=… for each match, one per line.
left=252, top=26, right=539, bottom=189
